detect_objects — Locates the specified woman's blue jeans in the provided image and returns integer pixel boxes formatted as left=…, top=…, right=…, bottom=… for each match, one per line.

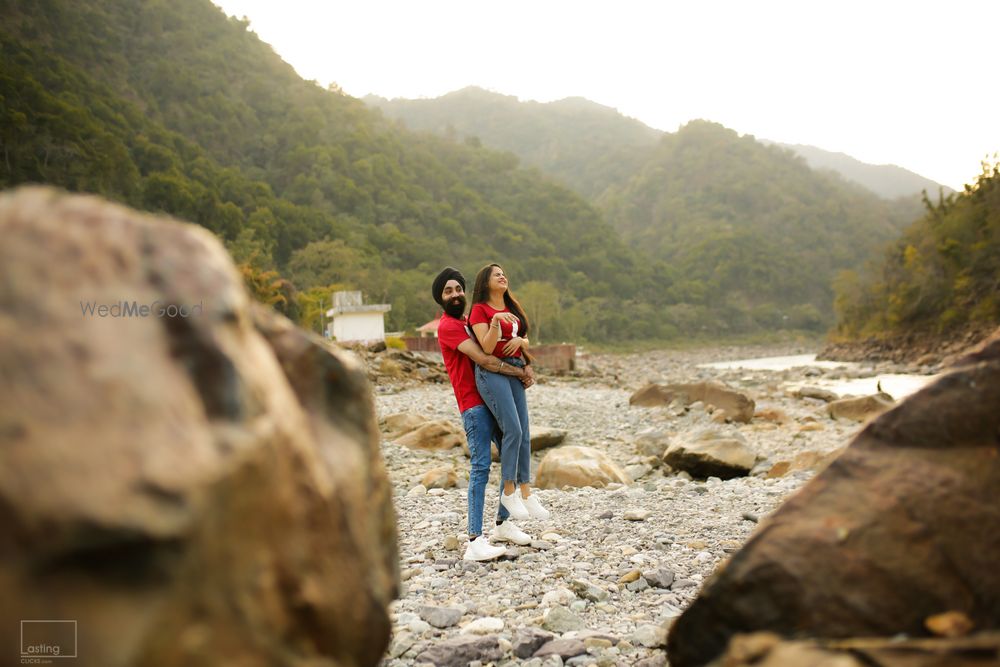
left=461, top=404, right=506, bottom=537
left=475, top=357, right=531, bottom=487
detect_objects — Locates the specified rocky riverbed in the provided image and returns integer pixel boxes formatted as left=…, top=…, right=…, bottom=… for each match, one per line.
left=373, top=344, right=916, bottom=667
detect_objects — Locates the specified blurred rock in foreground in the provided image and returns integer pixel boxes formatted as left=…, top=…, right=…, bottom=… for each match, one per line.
left=0, top=187, right=398, bottom=667
left=667, top=334, right=1000, bottom=667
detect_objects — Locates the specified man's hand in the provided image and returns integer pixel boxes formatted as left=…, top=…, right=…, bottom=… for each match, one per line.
left=457, top=338, right=526, bottom=379
left=521, top=363, right=535, bottom=388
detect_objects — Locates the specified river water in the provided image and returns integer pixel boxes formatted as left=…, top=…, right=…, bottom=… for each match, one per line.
left=700, top=353, right=939, bottom=400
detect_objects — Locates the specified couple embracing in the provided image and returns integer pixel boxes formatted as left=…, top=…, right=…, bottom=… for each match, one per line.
left=432, top=264, right=551, bottom=562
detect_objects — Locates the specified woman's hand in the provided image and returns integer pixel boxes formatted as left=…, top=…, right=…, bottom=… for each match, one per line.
left=491, top=312, right=519, bottom=326
left=502, top=336, right=526, bottom=356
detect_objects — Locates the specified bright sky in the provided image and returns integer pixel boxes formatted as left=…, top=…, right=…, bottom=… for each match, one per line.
left=212, top=0, right=999, bottom=190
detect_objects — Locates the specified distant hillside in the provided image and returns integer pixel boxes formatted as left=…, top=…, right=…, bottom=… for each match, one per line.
left=371, top=89, right=949, bottom=204
left=368, top=87, right=661, bottom=199
left=0, top=0, right=642, bottom=339
left=773, top=142, right=952, bottom=199
left=2, top=0, right=935, bottom=341
left=599, top=121, right=916, bottom=332
left=833, top=162, right=999, bottom=339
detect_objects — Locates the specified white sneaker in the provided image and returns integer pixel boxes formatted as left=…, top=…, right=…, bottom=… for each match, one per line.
left=521, top=492, right=551, bottom=520
left=500, top=489, right=530, bottom=520
left=463, top=535, right=506, bottom=561
left=493, top=520, right=532, bottom=546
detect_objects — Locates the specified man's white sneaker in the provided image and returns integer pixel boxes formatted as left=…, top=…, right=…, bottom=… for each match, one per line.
left=493, top=520, right=532, bottom=546
left=500, top=489, right=530, bottom=520
left=463, top=535, right=506, bottom=561
left=521, top=491, right=551, bottom=520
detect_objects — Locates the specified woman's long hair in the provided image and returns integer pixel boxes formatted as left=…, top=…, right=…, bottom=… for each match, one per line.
left=472, top=263, right=530, bottom=338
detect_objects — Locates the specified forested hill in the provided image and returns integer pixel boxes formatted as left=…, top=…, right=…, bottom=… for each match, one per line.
left=369, top=87, right=947, bottom=202
left=833, top=163, right=999, bottom=339
left=1, top=0, right=927, bottom=342
left=599, top=121, right=919, bottom=331
left=770, top=142, right=953, bottom=200
left=1, top=0, right=645, bottom=339
left=368, top=87, right=661, bottom=200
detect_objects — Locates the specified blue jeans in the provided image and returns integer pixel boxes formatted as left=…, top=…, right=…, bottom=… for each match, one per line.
left=461, top=404, right=508, bottom=536
left=475, top=357, right=531, bottom=487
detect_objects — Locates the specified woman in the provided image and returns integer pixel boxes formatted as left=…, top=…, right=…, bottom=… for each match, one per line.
left=470, top=263, right=550, bottom=527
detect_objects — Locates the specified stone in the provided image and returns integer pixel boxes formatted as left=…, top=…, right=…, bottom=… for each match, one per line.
left=626, top=577, right=649, bottom=592
left=634, top=654, right=667, bottom=667
left=925, top=610, right=974, bottom=638
left=408, top=619, right=431, bottom=634
left=624, top=508, right=651, bottom=521
left=630, top=382, right=755, bottom=423
left=535, top=446, right=632, bottom=489
left=617, top=570, right=642, bottom=584
left=419, top=605, right=464, bottom=629
left=571, top=578, right=610, bottom=602
left=421, top=465, right=459, bottom=489
left=382, top=412, right=428, bottom=438
left=754, top=408, right=790, bottom=424
left=543, top=605, right=586, bottom=633
left=396, top=419, right=466, bottom=450
left=534, top=638, right=587, bottom=659
left=531, top=426, right=569, bottom=451
left=624, top=463, right=653, bottom=480
left=413, top=635, right=503, bottom=667
left=632, top=623, right=668, bottom=648
left=634, top=427, right=672, bottom=458
left=542, top=587, right=578, bottom=606
left=643, top=568, right=675, bottom=589
left=827, top=393, right=895, bottom=422
left=461, top=616, right=504, bottom=634
left=512, top=627, right=555, bottom=658
left=663, top=428, right=756, bottom=479
left=0, top=188, right=398, bottom=667
left=667, top=348, right=1000, bottom=667
left=795, top=386, right=839, bottom=402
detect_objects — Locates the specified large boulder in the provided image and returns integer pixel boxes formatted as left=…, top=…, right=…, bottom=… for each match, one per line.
left=666, top=341, right=1000, bottom=667
left=827, top=392, right=895, bottom=422
left=531, top=426, right=568, bottom=451
left=395, top=419, right=465, bottom=450
left=0, top=188, right=398, bottom=667
left=631, top=382, right=756, bottom=423
left=535, top=446, right=632, bottom=489
left=381, top=412, right=428, bottom=439
left=663, top=429, right=756, bottom=480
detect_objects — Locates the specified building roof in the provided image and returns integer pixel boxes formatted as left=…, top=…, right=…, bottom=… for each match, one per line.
left=417, top=316, right=441, bottom=333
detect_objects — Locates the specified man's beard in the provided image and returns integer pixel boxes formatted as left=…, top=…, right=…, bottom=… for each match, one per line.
left=443, top=295, right=466, bottom=318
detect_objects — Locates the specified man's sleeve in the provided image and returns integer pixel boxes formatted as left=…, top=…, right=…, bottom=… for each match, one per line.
left=437, top=319, right=469, bottom=352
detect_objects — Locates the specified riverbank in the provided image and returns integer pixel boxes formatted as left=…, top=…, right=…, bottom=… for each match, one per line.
left=818, top=324, right=998, bottom=366
left=373, top=343, right=909, bottom=666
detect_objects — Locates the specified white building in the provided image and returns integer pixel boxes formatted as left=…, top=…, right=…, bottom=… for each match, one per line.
left=325, top=291, right=391, bottom=343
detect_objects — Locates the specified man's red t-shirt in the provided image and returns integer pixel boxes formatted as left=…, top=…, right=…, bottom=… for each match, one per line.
left=437, top=313, right=484, bottom=413
left=469, top=303, right=524, bottom=359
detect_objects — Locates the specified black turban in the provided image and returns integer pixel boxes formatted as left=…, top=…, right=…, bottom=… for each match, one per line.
left=432, top=266, right=465, bottom=305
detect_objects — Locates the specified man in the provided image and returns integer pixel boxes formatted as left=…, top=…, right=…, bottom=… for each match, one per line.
left=432, top=266, right=536, bottom=561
